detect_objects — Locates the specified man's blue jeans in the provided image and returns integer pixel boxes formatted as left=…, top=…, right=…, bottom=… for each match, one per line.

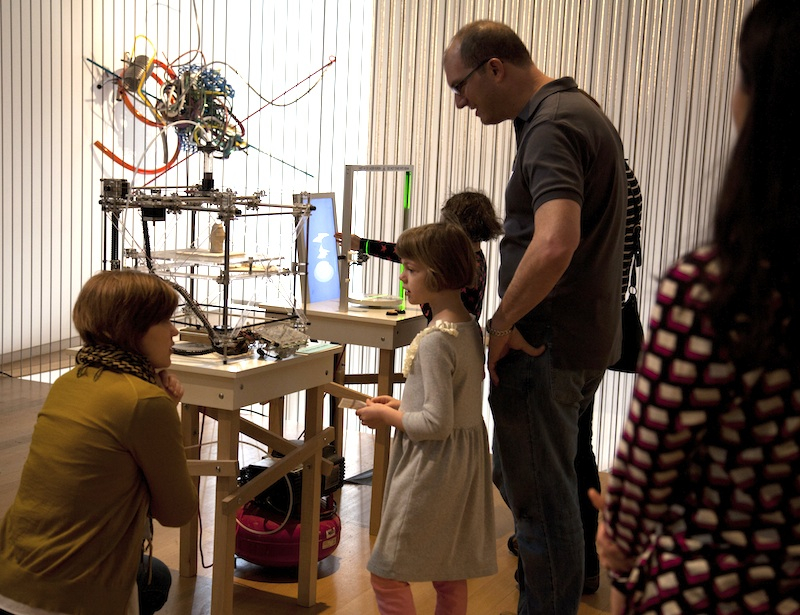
left=490, top=347, right=603, bottom=615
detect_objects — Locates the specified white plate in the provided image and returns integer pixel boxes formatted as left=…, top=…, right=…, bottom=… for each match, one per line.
left=348, top=293, right=404, bottom=308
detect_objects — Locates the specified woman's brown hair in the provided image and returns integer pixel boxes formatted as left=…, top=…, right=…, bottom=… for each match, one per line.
left=73, top=270, right=178, bottom=354
left=440, top=190, right=503, bottom=243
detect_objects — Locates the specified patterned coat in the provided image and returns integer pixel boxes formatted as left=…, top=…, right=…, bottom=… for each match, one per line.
left=604, top=245, right=800, bottom=613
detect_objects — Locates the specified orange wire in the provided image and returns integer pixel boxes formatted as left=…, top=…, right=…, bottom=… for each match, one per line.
left=93, top=139, right=180, bottom=175
left=119, top=88, right=165, bottom=127
left=96, top=59, right=182, bottom=173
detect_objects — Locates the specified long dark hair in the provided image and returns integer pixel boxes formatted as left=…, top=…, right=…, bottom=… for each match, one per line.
left=708, top=0, right=800, bottom=365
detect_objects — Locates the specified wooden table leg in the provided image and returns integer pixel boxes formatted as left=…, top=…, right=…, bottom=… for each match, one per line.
left=324, top=348, right=346, bottom=510
left=332, top=347, right=346, bottom=460
left=369, top=349, right=393, bottom=536
left=210, top=408, right=240, bottom=615
left=298, top=385, right=324, bottom=607
left=267, top=397, right=285, bottom=450
left=180, top=403, right=200, bottom=577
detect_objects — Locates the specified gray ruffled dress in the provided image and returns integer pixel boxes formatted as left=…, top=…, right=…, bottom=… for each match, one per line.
left=367, top=319, right=498, bottom=582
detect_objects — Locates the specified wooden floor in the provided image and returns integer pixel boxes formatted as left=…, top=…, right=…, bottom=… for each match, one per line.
left=0, top=374, right=611, bottom=614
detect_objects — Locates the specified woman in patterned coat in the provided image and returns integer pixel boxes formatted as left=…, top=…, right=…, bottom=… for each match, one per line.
left=592, top=1, right=800, bottom=613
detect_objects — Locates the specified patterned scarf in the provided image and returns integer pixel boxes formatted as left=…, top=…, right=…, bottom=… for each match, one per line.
left=75, top=344, right=158, bottom=385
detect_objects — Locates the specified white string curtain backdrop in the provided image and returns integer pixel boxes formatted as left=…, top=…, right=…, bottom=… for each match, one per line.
left=366, top=0, right=754, bottom=469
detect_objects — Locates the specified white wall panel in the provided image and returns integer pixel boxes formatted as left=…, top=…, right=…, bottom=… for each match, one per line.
left=1, top=0, right=374, bottom=375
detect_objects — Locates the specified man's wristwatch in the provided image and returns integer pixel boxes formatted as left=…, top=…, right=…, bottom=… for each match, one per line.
left=486, top=318, right=514, bottom=337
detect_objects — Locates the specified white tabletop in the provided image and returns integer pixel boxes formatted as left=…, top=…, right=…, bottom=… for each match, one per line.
left=304, top=300, right=427, bottom=349
left=167, top=342, right=341, bottom=410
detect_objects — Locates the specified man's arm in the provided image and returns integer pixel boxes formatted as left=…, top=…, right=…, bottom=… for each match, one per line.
left=487, top=198, right=581, bottom=383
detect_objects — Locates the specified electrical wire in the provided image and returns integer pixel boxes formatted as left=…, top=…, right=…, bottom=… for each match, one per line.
left=241, top=56, right=336, bottom=123
left=130, top=35, right=160, bottom=120
left=234, top=476, right=294, bottom=536
left=162, top=0, right=203, bottom=69
left=92, top=139, right=180, bottom=175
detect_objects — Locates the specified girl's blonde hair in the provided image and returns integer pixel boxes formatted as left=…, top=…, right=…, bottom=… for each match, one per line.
left=73, top=270, right=178, bottom=354
left=395, top=223, right=477, bottom=291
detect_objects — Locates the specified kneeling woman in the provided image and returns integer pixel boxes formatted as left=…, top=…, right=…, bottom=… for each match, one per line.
left=0, top=270, right=198, bottom=615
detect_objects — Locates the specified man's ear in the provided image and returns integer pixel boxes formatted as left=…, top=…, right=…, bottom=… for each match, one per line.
left=487, top=58, right=505, bottom=81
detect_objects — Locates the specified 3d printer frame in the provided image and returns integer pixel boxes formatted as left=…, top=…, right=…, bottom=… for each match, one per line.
left=99, top=177, right=312, bottom=363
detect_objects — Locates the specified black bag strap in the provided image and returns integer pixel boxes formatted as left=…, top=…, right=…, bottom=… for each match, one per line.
left=624, top=162, right=643, bottom=300
left=577, top=88, right=643, bottom=301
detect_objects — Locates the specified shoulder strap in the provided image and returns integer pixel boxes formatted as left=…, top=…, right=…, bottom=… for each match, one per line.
left=577, top=88, right=643, bottom=300
left=623, top=161, right=643, bottom=300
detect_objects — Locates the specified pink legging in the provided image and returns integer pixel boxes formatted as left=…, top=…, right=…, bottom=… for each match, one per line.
left=370, top=573, right=468, bottom=615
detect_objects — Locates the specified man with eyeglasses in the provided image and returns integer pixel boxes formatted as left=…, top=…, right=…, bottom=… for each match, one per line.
left=444, top=20, right=627, bottom=615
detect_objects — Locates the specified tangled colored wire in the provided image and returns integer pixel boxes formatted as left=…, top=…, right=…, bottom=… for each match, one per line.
left=162, top=65, right=245, bottom=158
left=90, top=40, right=335, bottom=178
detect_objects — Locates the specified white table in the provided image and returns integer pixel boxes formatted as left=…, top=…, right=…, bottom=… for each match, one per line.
left=168, top=343, right=341, bottom=614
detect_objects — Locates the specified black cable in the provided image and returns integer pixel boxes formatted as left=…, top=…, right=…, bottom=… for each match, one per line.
left=141, top=218, right=154, bottom=273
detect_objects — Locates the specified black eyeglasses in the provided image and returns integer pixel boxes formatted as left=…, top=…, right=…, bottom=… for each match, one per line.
left=450, top=58, right=492, bottom=96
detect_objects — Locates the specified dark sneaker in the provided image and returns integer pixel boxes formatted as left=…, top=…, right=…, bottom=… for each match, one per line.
left=507, top=534, right=519, bottom=556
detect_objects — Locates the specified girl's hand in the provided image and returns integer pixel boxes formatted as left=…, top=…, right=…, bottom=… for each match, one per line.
left=158, top=370, right=184, bottom=403
left=367, top=395, right=400, bottom=409
left=610, top=587, right=628, bottom=615
left=588, top=488, right=633, bottom=614
left=356, top=404, right=391, bottom=428
left=356, top=402, right=404, bottom=431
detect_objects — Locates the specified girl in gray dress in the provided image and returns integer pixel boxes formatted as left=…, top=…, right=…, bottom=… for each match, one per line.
left=356, top=223, right=497, bottom=615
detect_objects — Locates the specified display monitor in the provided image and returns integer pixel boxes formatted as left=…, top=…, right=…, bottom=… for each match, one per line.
left=298, top=193, right=339, bottom=304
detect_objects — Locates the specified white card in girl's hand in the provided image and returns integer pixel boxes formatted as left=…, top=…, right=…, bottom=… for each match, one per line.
left=338, top=398, right=366, bottom=410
